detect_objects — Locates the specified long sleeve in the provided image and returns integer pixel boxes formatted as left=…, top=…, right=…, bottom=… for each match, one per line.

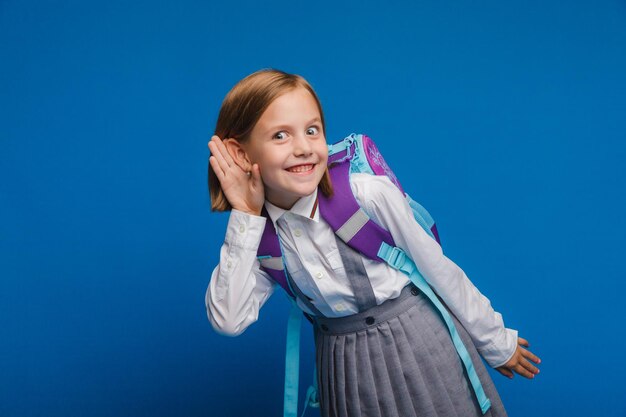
left=352, top=174, right=518, bottom=368
left=205, top=209, right=277, bottom=336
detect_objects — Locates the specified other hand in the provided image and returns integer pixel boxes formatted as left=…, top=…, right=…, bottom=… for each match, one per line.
left=208, top=135, right=264, bottom=216
left=495, top=336, right=541, bottom=379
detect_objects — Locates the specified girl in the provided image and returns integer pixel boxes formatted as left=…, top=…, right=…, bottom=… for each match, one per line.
left=205, top=68, right=541, bottom=417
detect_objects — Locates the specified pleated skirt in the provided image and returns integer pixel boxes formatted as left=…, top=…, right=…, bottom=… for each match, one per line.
left=312, top=284, right=508, bottom=417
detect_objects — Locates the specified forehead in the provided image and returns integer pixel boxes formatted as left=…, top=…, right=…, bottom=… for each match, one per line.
left=256, top=87, right=320, bottom=129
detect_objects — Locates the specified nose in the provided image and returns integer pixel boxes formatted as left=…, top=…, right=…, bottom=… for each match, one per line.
left=292, top=133, right=312, bottom=156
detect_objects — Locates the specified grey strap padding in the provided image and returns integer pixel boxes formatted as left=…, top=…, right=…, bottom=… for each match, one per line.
left=335, top=209, right=370, bottom=243
left=259, top=257, right=284, bottom=270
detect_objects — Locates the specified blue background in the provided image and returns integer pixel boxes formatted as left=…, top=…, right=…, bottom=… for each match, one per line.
left=2, top=0, right=625, bottom=416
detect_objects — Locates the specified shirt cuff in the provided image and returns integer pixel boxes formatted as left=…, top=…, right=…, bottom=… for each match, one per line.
left=225, top=209, right=267, bottom=250
left=479, top=327, right=519, bottom=368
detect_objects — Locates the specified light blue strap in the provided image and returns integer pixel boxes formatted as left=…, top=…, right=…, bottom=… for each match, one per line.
left=378, top=242, right=492, bottom=414
left=284, top=299, right=321, bottom=417
left=299, top=364, right=320, bottom=417
left=279, top=233, right=320, bottom=417
left=284, top=300, right=302, bottom=417
left=327, top=134, right=355, bottom=157
left=311, top=363, right=319, bottom=408
left=405, top=195, right=436, bottom=241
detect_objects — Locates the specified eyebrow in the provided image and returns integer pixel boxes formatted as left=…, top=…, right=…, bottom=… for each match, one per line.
left=264, top=117, right=322, bottom=134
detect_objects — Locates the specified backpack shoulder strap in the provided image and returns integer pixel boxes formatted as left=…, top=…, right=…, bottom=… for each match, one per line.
left=319, top=146, right=398, bottom=263
left=256, top=206, right=295, bottom=298
left=322, top=133, right=442, bottom=260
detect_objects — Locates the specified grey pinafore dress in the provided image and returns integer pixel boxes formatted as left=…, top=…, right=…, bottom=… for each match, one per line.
left=286, top=237, right=508, bottom=417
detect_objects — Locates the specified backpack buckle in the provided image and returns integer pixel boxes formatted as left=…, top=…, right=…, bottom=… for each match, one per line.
left=329, top=136, right=355, bottom=166
left=385, top=246, right=407, bottom=270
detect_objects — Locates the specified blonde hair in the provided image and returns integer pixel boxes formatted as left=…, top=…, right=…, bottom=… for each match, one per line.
left=208, top=68, right=334, bottom=211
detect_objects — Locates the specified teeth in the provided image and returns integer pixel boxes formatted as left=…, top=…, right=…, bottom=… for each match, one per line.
left=287, top=164, right=313, bottom=173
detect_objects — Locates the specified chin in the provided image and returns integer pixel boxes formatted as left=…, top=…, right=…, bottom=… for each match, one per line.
left=292, top=187, right=315, bottom=198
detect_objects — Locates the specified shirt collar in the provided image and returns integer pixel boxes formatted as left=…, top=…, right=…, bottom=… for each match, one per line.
left=264, top=189, right=320, bottom=230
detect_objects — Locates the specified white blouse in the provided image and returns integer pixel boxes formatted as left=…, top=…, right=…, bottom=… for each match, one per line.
left=206, top=173, right=518, bottom=368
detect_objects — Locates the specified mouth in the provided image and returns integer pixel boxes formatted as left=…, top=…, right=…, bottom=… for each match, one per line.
left=286, top=163, right=316, bottom=174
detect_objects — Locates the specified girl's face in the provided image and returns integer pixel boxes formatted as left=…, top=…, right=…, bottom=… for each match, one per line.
left=242, top=87, right=328, bottom=210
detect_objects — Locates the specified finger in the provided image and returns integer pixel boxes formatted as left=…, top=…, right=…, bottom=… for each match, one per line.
left=519, top=356, right=540, bottom=375
left=208, top=135, right=217, bottom=150
left=208, top=135, right=223, bottom=154
left=215, top=136, right=237, bottom=168
left=514, top=363, right=536, bottom=379
left=208, top=136, right=232, bottom=167
left=496, top=367, right=514, bottom=379
left=522, top=347, right=542, bottom=365
left=208, top=140, right=233, bottom=174
left=209, top=155, right=225, bottom=179
left=520, top=351, right=541, bottom=375
left=518, top=337, right=530, bottom=347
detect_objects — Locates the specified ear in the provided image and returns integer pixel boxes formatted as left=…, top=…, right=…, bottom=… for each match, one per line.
left=223, top=138, right=253, bottom=172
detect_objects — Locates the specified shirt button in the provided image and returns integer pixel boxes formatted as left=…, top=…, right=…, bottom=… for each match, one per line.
left=365, top=316, right=375, bottom=325
left=238, top=225, right=246, bottom=233
left=294, top=229, right=302, bottom=237
left=335, top=303, right=345, bottom=312
left=226, top=260, right=232, bottom=268
left=315, top=271, right=324, bottom=279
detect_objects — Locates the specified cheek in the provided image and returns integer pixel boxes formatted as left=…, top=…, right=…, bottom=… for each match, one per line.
left=258, top=164, right=281, bottom=182
left=318, top=149, right=329, bottom=168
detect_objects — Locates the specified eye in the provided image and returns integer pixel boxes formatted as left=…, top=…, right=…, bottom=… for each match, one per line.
left=306, top=126, right=320, bottom=135
left=273, top=131, right=288, bottom=140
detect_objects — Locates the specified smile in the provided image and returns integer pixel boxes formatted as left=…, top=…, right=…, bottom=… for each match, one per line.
left=286, top=164, right=315, bottom=174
